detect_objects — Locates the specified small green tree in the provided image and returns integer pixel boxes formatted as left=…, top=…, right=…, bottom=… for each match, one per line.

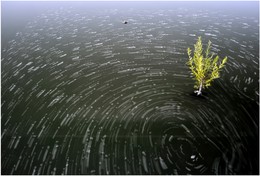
left=187, top=36, right=227, bottom=95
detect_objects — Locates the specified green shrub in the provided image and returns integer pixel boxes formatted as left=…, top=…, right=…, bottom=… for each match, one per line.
left=187, top=37, right=228, bottom=95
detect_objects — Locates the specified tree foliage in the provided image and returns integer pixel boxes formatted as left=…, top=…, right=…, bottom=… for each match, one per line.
left=187, top=37, right=227, bottom=95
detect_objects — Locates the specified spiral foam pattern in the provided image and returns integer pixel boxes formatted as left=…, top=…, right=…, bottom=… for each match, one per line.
left=2, top=6, right=258, bottom=174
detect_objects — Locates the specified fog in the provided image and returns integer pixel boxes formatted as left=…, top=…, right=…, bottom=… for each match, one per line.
left=2, top=1, right=259, bottom=43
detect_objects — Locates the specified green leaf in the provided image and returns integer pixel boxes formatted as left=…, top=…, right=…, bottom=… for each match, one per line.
left=186, top=37, right=228, bottom=93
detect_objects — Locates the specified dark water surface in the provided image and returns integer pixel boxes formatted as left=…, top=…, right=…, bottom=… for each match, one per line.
left=1, top=2, right=259, bottom=175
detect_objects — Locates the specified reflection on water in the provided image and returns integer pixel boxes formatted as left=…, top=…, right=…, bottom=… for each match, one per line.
left=1, top=3, right=259, bottom=175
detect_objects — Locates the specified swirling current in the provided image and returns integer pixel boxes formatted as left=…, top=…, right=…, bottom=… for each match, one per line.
left=2, top=4, right=259, bottom=175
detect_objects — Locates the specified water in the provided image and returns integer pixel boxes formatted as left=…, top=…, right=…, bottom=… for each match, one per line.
left=1, top=2, right=259, bottom=175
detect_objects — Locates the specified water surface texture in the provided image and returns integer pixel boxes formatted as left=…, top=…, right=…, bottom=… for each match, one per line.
left=2, top=2, right=259, bottom=175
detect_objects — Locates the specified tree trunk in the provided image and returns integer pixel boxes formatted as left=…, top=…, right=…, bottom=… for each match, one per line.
left=195, top=82, right=203, bottom=95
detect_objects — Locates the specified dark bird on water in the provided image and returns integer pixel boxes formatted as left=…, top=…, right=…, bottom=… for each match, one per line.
left=123, top=21, right=128, bottom=24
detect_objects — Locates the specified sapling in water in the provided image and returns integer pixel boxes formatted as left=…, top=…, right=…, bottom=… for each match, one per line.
left=187, top=36, right=228, bottom=95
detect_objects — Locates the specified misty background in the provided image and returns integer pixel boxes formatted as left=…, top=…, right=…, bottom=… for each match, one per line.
left=2, top=1, right=259, bottom=44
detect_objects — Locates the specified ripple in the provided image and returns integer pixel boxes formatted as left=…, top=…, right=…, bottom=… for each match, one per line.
left=1, top=5, right=259, bottom=175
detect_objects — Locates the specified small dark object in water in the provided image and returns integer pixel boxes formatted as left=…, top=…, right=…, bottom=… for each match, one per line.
left=123, top=21, right=128, bottom=24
